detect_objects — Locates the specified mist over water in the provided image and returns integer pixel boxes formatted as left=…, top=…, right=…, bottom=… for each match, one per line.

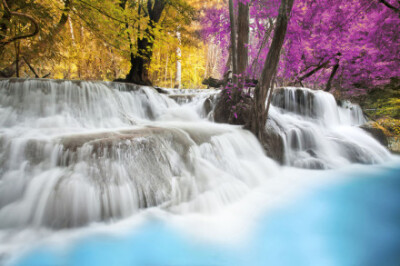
left=0, top=79, right=397, bottom=266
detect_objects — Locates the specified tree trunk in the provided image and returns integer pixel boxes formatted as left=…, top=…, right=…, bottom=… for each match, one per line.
left=228, top=0, right=238, bottom=84
left=23, top=56, right=39, bottom=78
left=325, top=62, right=339, bottom=91
left=174, top=27, right=182, bottom=88
left=225, top=45, right=232, bottom=73
left=215, top=0, right=294, bottom=130
left=236, top=1, right=249, bottom=77
left=68, top=17, right=76, bottom=46
left=124, top=0, right=166, bottom=85
left=126, top=35, right=153, bottom=85
left=164, top=51, right=169, bottom=83
left=249, top=0, right=295, bottom=139
left=233, top=0, right=249, bottom=104
left=15, top=41, right=20, bottom=77
left=250, top=18, right=274, bottom=79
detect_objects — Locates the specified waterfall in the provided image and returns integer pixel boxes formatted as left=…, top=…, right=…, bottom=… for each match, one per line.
left=268, top=87, right=389, bottom=169
left=0, top=79, right=391, bottom=231
left=0, top=79, right=273, bottom=229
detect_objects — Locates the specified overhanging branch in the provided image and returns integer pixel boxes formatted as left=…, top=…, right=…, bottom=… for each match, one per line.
left=0, top=0, right=39, bottom=46
left=378, top=0, right=400, bottom=14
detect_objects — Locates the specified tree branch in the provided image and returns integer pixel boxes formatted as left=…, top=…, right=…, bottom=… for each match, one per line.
left=76, top=0, right=128, bottom=24
left=378, top=0, right=400, bottom=13
left=0, top=0, right=39, bottom=46
left=297, top=59, right=330, bottom=82
left=250, top=18, right=274, bottom=79
left=23, top=56, right=39, bottom=78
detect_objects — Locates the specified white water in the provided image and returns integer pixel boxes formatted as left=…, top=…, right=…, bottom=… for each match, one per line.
left=0, top=79, right=393, bottom=264
left=269, top=87, right=389, bottom=169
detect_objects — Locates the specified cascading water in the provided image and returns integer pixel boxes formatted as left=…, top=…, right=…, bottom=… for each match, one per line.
left=0, top=79, right=273, bottom=229
left=269, top=87, right=389, bottom=169
left=0, top=79, right=395, bottom=265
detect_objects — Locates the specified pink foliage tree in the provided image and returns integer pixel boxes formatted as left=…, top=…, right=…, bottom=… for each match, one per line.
left=202, top=0, right=400, bottom=91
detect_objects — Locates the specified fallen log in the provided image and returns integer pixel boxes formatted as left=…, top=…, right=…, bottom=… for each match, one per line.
left=202, top=77, right=225, bottom=88
left=202, top=76, right=258, bottom=89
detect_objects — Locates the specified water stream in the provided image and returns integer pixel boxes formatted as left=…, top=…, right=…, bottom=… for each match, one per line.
left=0, top=79, right=397, bottom=265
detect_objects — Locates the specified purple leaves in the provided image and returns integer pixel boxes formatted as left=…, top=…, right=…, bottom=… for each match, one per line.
left=201, top=0, right=399, bottom=91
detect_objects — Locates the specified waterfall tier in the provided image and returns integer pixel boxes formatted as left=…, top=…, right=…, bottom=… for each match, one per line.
left=0, top=79, right=390, bottom=229
left=268, top=87, right=388, bottom=169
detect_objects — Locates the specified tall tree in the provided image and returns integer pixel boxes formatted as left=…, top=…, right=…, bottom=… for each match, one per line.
left=123, top=0, right=166, bottom=85
left=249, top=0, right=294, bottom=138
left=174, top=26, right=182, bottom=88
left=228, top=0, right=238, bottom=84
left=236, top=0, right=249, bottom=78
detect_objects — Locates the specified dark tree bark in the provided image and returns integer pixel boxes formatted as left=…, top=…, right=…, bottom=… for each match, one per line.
left=23, top=56, right=39, bottom=78
left=234, top=0, right=250, bottom=105
left=215, top=0, right=294, bottom=136
left=214, top=0, right=250, bottom=124
left=292, top=52, right=342, bottom=87
left=228, top=0, right=238, bottom=85
left=124, top=0, right=166, bottom=85
left=378, top=0, right=400, bottom=14
left=14, top=41, right=20, bottom=77
left=296, top=59, right=330, bottom=84
left=236, top=1, right=249, bottom=77
left=325, top=62, right=340, bottom=91
left=249, top=0, right=295, bottom=139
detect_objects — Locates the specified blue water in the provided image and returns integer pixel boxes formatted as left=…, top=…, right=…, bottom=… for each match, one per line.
left=14, top=162, right=400, bottom=266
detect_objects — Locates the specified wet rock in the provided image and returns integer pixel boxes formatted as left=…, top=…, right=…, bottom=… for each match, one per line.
left=203, top=97, right=213, bottom=115
left=60, top=127, right=191, bottom=154
left=360, top=122, right=388, bottom=147
left=306, top=149, right=317, bottom=158
left=272, top=87, right=316, bottom=117
left=388, top=137, right=400, bottom=154
left=333, top=138, right=376, bottom=164
left=261, top=122, right=285, bottom=164
left=293, top=158, right=326, bottom=170
left=214, top=91, right=285, bottom=163
left=214, top=91, right=253, bottom=125
left=168, top=94, right=195, bottom=104
left=154, top=87, right=169, bottom=94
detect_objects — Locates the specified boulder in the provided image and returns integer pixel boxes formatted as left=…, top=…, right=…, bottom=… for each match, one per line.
left=168, top=94, right=195, bottom=104
left=261, top=128, right=285, bottom=164
left=388, top=137, right=400, bottom=154
left=360, top=122, right=388, bottom=147
left=203, top=97, right=213, bottom=115
left=214, top=91, right=253, bottom=125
